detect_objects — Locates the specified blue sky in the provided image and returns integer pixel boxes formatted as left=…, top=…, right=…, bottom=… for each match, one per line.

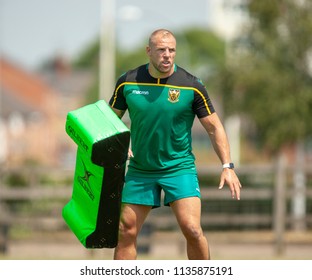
left=0, top=0, right=212, bottom=70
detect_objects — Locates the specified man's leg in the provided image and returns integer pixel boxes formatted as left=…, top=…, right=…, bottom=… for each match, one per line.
left=114, top=203, right=151, bottom=260
left=170, top=197, right=210, bottom=260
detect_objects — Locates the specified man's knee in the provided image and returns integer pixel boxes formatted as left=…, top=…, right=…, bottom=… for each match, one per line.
left=118, top=219, right=138, bottom=241
left=181, top=223, right=204, bottom=241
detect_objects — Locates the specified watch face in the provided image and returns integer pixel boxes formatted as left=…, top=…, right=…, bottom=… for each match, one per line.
left=229, top=163, right=234, bottom=169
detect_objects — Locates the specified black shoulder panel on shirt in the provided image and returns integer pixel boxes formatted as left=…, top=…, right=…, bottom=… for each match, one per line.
left=125, top=64, right=154, bottom=83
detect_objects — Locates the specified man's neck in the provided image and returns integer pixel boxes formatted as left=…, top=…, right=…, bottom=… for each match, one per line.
left=147, top=63, right=175, bottom=79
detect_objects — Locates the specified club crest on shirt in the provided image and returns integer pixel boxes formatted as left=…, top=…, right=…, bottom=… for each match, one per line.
left=168, top=88, right=180, bottom=103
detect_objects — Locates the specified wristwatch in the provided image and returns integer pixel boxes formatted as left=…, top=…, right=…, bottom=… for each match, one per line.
left=222, top=163, right=234, bottom=169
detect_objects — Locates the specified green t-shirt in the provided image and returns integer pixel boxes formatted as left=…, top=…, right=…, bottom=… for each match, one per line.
left=109, top=64, right=215, bottom=177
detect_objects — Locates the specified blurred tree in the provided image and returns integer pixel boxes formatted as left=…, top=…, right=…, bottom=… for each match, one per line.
left=175, top=28, right=225, bottom=80
left=217, top=0, right=312, bottom=154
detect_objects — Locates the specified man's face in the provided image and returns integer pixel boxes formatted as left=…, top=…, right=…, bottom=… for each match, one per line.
left=146, top=34, right=176, bottom=78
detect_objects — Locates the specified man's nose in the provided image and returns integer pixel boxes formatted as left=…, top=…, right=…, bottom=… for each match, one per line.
left=163, top=48, right=170, bottom=56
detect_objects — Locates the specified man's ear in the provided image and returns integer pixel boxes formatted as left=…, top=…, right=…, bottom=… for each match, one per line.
left=146, top=46, right=151, bottom=56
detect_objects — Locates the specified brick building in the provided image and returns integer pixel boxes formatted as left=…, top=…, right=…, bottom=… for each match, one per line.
left=0, top=57, right=93, bottom=167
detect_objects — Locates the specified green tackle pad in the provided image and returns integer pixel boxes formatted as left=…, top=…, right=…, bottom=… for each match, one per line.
left=62, top=100, right=130, bottom=248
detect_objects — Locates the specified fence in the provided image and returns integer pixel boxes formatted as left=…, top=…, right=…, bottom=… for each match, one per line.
left=0, top=160, right=311, bottom=255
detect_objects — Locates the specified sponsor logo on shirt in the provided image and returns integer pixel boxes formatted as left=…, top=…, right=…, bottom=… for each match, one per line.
left=132, top=90, right=149, bottom=95
left=168, top=88, right=180, bottom=103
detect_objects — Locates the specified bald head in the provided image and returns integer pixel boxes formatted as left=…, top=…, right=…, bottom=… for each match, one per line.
left=146, top=29, right=177, bottom=78
left=148, top=29, right=176, bottom=48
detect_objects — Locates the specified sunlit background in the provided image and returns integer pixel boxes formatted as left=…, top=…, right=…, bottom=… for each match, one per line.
left=0, top=0, right=311, bottom=260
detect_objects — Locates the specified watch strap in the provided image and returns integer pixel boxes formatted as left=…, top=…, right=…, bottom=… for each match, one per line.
left=222, top=163, right=234, bottom=169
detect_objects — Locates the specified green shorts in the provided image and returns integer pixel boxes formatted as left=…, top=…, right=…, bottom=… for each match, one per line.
left=122, top=173, right=201, bottom=207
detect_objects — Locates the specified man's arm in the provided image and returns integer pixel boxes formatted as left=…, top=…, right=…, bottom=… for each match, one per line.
left=199, top=113, right=242, bottom=200
left=110, top=106, right=133, bottom=158
left=110, top=107, right=126, bottom=119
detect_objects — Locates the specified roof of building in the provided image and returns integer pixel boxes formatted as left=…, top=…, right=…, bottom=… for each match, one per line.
left=0, top=57, right=57, bottom=115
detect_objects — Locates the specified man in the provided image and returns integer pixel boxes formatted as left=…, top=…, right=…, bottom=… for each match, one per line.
left=109, top=29, right=242, bottom=260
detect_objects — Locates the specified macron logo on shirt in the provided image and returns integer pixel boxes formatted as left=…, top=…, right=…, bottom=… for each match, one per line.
left=132, top=90, right=149, bottom=95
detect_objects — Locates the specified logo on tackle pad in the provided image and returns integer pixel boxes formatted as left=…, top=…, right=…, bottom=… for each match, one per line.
left=78, top=160, right=95, bottom=201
